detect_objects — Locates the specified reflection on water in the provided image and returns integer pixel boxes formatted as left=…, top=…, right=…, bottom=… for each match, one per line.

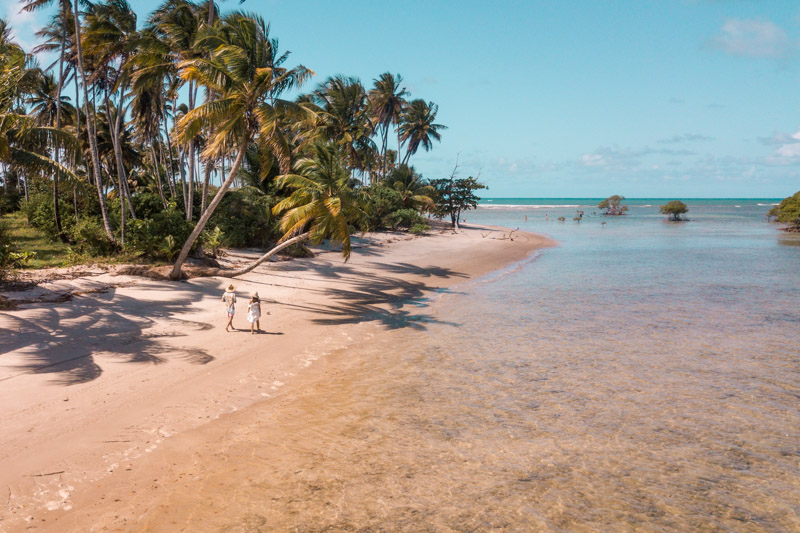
left=150, top=200, right=800, bottom=530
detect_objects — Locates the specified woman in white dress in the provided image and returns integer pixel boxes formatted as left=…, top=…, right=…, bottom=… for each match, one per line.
left=247, top=293, right=261, bottom=334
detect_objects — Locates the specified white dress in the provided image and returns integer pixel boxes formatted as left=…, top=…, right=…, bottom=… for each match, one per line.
left=247, top=301, right=261, bottom=323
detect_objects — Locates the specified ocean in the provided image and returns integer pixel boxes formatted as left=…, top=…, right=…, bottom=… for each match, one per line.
left=164, top=198, right=800, bottom=530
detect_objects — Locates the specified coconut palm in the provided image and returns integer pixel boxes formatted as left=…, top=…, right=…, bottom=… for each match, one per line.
left=388, top=164, right=434, bottom=210
left=312, top=75, right=375, bottom=179
left=168, top=12, right=312, bottom=280
left=369, top=72, right=406, bottom=180
left=398, top=99, right=446, bottom=165
left=224, top=142, right=366, bottom=277
left=71, top=0, right=116, bottom=242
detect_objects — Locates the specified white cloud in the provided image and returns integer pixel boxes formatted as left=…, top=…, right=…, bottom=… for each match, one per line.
left=657, top=133, right=714, bottom=144
left=710, top=18, right=796, bottom=59
left=581, top=153, right=607, bottom=167
left=1, top=1, right=45, bottom=53
left=765, top=130, right=800, bottom=166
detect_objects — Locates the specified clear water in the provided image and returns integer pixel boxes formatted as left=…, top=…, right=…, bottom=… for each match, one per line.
left=149, top=199, right=800, bottom=531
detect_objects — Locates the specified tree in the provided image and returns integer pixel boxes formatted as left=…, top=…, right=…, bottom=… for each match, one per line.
left=599, top=195, right=628, bottom=215
left=168, top=12, right=312, bottom=280
left=430, top=176, right=486, bottom=228
left=388, top=164, right=433, bottom=210
left=398, top=99, right=445, bottom=165
left=769, top=190, right=800, bottom=232
left=659, top=200, right=688, bottom=221
left=223, top=142, right=366, bottom=277
left=369, top=72, right=406, bottom=180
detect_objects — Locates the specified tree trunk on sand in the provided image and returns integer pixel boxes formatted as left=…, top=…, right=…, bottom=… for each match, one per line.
left=72, top=0, right=116, bottom=244
left=169, top=138, right=250, bottom=280
left=200, top=160, right=211, bottom=215
left=222, top=232, right=311, bottom=278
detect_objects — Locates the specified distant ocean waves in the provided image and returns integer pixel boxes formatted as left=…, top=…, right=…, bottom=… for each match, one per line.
left=479, top=204, right=587, bottom=210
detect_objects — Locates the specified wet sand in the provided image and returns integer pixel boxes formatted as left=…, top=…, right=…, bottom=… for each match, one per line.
left=0, top=225, right=552, bottom=532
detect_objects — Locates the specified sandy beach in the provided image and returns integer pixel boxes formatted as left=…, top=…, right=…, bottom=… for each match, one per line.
left=0, top=225, right=553, bottom=532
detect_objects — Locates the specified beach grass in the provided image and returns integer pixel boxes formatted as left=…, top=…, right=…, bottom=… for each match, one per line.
left=2, top=212, right=72, bottom=269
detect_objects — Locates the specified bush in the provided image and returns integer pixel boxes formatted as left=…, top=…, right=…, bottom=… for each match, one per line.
left=0, top=189, right=21, bottom=214
left=69, top=218, right=115, bottom=256
left=382, top=208, right=425, bottom=230
left=209, top=189, right=277, bottom=248
left=409, top=223, right=430, bottom=234
left=126, top=207, right=194, bottom=260
left=769, top=191, right=800, bottom=230
left=363, top=185, right=403, bottom=229
left=660, top=200, right=689, bottom=221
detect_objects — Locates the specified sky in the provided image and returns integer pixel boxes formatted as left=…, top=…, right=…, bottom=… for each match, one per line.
left=2, top=0, right=799, bottom=198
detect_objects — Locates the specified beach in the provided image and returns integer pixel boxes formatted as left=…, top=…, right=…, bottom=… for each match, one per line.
left=0, top=225, right=552, bottom=532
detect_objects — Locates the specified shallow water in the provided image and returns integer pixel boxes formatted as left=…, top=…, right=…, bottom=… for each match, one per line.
left=163, top=199, right=800, bottom=531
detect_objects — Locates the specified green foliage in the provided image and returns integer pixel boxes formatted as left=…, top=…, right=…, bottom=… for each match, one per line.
left=660, top=200, right=689, bottom=221
left=383, top=208, right=425, bottom=230
left=209, top=188, right=278, bottom=248
left=363, top=185, right=403, bottom=229
left=158, top=235, right=179, bottom=261
left=430, top=176, right=487, bottom=226
left=599, top=195, right=628, bottom=215
left=409, top=223, right=430, bottom=234
left=201, top=226, right=224, bottom=258
left=769, top=190, right=800, bottom=230
left=126, top=208, right=194, bottom=260
left=0, top=188, right=21, bottom=214
left=70, top=218, right=115, bottom=256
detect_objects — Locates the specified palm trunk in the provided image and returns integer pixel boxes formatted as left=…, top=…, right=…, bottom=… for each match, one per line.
left=186, top=81, right=195, bottom=221
left=73, top=1, right=116, bottom=244
left=169, top=137, right=250, bottom=280
left=103, top=91, right=126, bottom=245
left=150, top=143, right=168, bottom=208
left=223, top=232, right=311, bottom=278
left=113, top=84, right=136, bottom=218
left=52, top=1, right=69, bottom=241
left=200, top=160, right=211, bottom=215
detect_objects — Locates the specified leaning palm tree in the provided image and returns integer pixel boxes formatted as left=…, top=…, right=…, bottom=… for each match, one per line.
left=223, top=142, right=366, bottom=278
left=369, top=72, right=406, bottom=180
left=398, top=99, right=446, bottom=166
left=168, top=12, right=312, bottom=280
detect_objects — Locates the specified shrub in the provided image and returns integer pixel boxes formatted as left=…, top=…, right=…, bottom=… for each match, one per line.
left=209, top=189, right=277, bottom=248
left=69, top=218, right=114, bottom=256
left=769, top=191, right=800, bottom=230
left=382, top=208, right=425, bottom=230
left=409, top=223, right=430, bottom=234
left=660, top=200, right=689, bottom=221
left=126, top=207, right=194, bottom=260
left=363, top=185, right=403, bottom=229
left=201, top=226, right=224, bottom=258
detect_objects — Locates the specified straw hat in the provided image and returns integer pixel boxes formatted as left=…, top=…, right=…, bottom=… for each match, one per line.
left=227, top=284, right=235, bottom=291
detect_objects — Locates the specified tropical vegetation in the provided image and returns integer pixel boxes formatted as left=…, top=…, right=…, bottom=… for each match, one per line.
left=659, top=200, right=688, bottom=221
left=599, top=195, right=628, bottom=216
left=769, top=190, right=800, bottom=232
left=0, top=2, right=480, bottom=279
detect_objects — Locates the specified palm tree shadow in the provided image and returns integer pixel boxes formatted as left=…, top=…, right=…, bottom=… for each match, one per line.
left=0, top=284, right=217, bottom=387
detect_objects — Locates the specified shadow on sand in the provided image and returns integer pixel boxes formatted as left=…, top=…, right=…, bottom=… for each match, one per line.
left=0, top=259, right=468, bottom=387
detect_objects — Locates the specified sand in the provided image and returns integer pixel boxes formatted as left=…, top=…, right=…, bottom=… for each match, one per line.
left=0, top=224, right=553, bottom=532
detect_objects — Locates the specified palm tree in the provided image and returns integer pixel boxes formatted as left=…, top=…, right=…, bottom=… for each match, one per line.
left=168, top=12, right=312, bottom=280
left=369, top=72, right=406, bottom=180
left=71, top=0, right=116, bottom=243
left=312, top=75, right=375, bottom=180
left=23, top=0, right=75, bottom=238
left=224, top=142, right=365, bottom=277
left=388, top=164, right=434, bottom=210
left=398, top=99, right=446, bottom=166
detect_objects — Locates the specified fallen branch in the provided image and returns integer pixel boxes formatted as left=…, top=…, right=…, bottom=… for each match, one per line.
left=28, top=471, right=65, bottom=477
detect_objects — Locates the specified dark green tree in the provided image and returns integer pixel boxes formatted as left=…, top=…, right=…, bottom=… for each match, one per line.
left=430, top=176, right=486, bottom=228
left=659, top=200, right=688, bottom=221
left=769, top=191, right=800, bottom=231
left=599, top=195, right=628, bottom=215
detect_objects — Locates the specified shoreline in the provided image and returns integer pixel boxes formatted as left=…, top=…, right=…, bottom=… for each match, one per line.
left=0, top=224, right=554, bottom=531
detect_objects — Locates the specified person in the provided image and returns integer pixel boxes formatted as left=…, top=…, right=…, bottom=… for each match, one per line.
left=545, top=213, right=548, bottom=221
left=247, top=293, right=262, bottom=334
left=222, top=284, right=236, bottom=332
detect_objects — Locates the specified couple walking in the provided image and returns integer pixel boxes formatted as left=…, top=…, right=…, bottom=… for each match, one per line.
left=221, top=284, right=263, bottom=334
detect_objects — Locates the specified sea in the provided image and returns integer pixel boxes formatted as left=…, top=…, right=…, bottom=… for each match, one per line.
left=166, top=199, right=800, bottom=531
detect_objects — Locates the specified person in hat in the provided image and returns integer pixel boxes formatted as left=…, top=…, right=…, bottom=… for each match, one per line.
left=247, top=292, right=262, bottom=334
left=221, top=284, right=237, bottom=331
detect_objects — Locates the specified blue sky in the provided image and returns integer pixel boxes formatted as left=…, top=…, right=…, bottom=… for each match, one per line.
left=2, top=0, right=799, bottom=197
